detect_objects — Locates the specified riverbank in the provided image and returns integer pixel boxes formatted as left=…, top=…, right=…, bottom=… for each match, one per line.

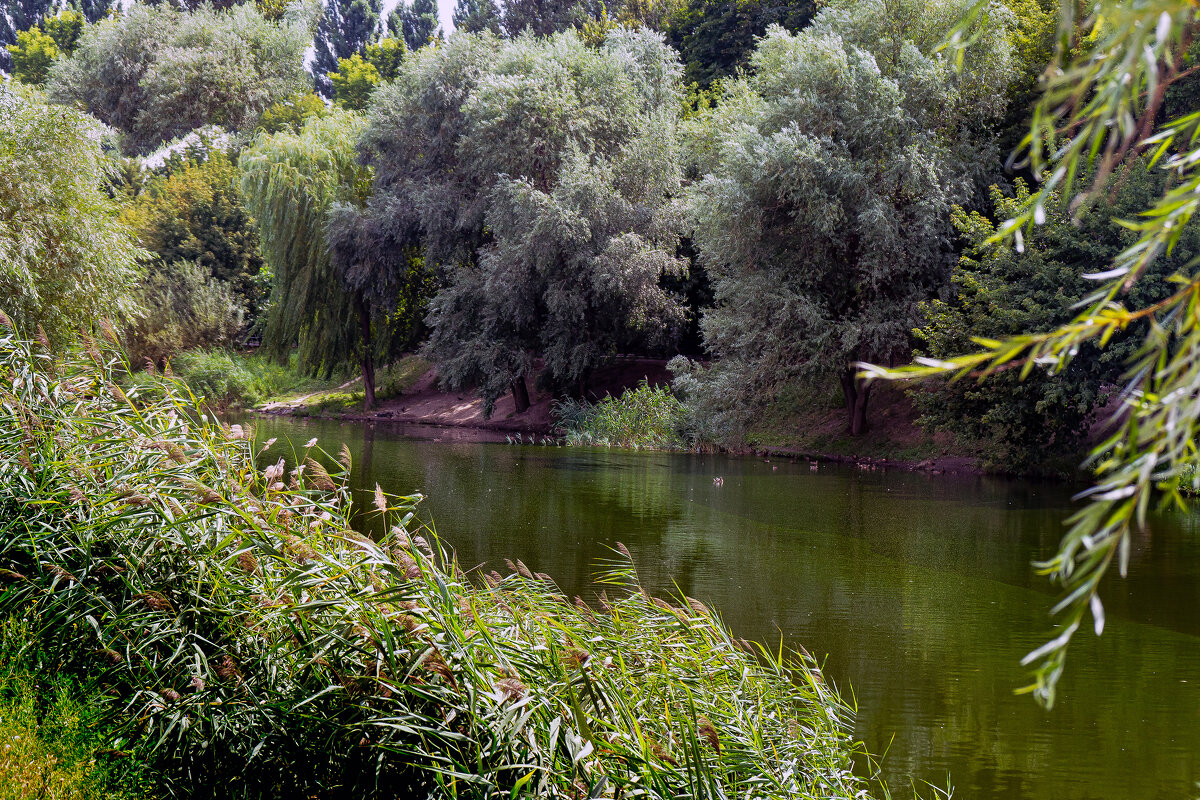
left=0, top=334, right=877, bottom=799
left=256, top=356, right=675, bottom=437
left=254, top=356, right=988, bottom=474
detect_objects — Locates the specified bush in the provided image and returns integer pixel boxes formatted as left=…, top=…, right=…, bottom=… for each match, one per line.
left=0, top=332, right=873, bottom=798
left=554, top=380, right=691, bottom=449
left=123, top=260, right=246, bottom=368
left=127, top=348, right=323, bottom=409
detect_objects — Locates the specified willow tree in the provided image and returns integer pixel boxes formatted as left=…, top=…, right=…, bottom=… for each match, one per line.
left=0, top=86, right=143, bottom=347
left=360, top=29, right=687, bottom=413
left=48, top=3, right=310, bottom=154
left=677, top=0, right=1014, bottom=437
left=238, top=111, right=378, bottom=401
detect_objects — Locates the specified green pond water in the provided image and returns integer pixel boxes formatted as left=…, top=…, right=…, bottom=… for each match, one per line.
left=245, top=414, right=1200, bottom=800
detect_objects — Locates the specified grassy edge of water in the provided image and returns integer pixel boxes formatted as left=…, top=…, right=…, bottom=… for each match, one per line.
left=0, top=331, right=888, bottom=798
left=553, top=380, right=695, bottom=451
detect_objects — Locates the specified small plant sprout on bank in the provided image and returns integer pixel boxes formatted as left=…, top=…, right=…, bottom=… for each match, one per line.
left=0, top=327, right=879, bottom=798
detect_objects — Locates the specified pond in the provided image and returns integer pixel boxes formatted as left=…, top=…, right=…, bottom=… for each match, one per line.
left=243, top=413, right=1200, bottom=800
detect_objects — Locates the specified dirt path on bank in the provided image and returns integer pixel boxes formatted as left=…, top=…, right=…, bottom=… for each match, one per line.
left=256, top=357, right=674, bottom=436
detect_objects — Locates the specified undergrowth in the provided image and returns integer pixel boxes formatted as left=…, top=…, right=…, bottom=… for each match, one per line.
left=0, top=623, right=152, bottom=800
left=126, top=348, right=324, bottom=409
left=0, top=327, right=879, bottom=798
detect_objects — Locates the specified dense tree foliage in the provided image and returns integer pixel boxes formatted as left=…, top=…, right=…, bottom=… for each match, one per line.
left=0, top=0, right=52, bottom=70
left=6, top=26, right=58, bottom=84
left=452, top=0, right=501, bottom=34
left=239, top=111, right=373, bottom=382
left=4, top=9, right=84, bottom=85
left=914, top=168, right=1193, bottom=471
left=313, top=0, right=381, bottom=97
left=122, top=151, right=265, bottom=324
left=675, top=0, right=1014, bottom=438
left=124, top=259, right=245, bottom=366
left=866, top=0, right=1200, bottom=704
left=329, top=38, right=405, bottom=110
left=330, top=54, right=382, bottom=109
left=499, top=0, right=601, bottom=36
left=0, top=87, right=143, bottom=346
left=48, top=3, right=310, bottom=155
left=256, top=91, right=331, bottom=134
left=665, top=0, right=813, bottom=86
left=390, top=0, right=439, bottom=50
left=360, top=29, right=688, bottom=412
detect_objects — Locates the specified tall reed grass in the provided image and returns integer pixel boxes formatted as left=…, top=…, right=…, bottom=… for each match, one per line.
left=0, top=327, right=875, bottom=798
left=555, top=381, right=691, bottom=450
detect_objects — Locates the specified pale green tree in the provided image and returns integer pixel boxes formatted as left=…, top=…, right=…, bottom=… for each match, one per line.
left=361, top=29, right=688, bottom=412
left=330, top=53, right=381, bottom=109
left=6, top=26, right=57, bottom=84
left=0, top=86, right=143, bottom=346
left=675, top=0, right=1014, bottom=437
left=48, top=3, right=310, bottom=154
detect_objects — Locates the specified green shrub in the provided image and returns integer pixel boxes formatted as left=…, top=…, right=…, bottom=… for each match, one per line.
left=0, top=332, right=873, bottom=798
left=127, top=348, right=331, bottom=410
left=555, top=380, right=691, bottom=449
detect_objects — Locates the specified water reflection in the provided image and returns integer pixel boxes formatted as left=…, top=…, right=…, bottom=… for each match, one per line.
left=242, top=414, right=1200, bottom=800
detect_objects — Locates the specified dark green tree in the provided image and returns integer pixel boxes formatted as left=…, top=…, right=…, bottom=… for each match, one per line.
left=71, top=0, right=118, bottom=24
left=390, top=0, right=439, bottom=51
left=313, top=0, right=382, bottom=97
left=499, top=0, right=599, bottom=36
left=452, top=0, right=501, bottom=34
left=913, top=170, right=1192, bottom=472
left=664, top=0, right=814, bottom=86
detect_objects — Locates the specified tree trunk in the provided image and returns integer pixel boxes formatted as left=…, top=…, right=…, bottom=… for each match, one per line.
left=511, top=374, right=531, bottom=414
left=840, top=369, right=871, bottom=436
left=356, top=293, right=376, bottom=411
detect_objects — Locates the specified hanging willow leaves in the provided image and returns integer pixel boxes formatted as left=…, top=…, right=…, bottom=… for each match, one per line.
left=238, top=110, right=372, bottom=379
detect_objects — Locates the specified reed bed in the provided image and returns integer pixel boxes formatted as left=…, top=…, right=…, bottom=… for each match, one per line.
left=554, top=381, right=691, bottom=450
left=0, top=328, right=874, bottom=798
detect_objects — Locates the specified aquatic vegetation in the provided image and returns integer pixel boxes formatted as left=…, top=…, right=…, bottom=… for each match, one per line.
left=555, top=380, right=692, bottom=450
left=0, top=330, right=873, bottom=798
